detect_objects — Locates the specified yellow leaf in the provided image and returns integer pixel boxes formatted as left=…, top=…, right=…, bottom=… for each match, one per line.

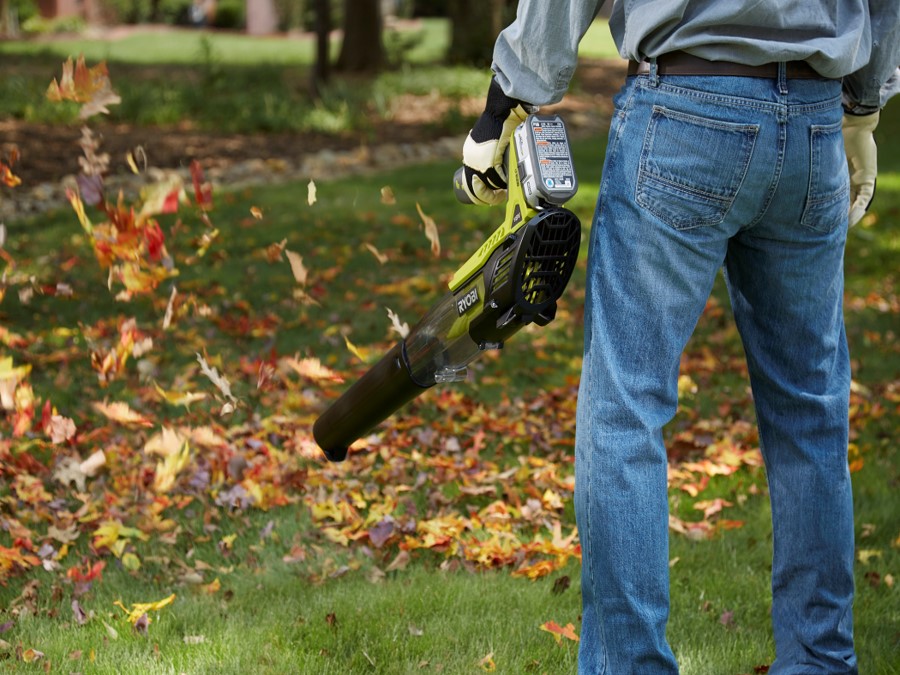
left=380, top=185, right=396, bottom=205
left=154, top=383, right=207, bottom=409
left=343, top=335, right=372, bottom=363
left=21, top=648, right=44, bottom=663
left=154, top=438, right=191, bottom=493
left=857, top=549, right=882, bottom=565
left=122, top=552, right=141, bottom=571
left=113, top=593, right=176, bottom=624
left=307, top=179, right=317, bottom=206
left=250, top=206, right=264, bottom=219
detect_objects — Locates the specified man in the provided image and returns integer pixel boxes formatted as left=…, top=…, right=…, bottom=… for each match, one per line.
left=458, top=1, right=899, bottom=672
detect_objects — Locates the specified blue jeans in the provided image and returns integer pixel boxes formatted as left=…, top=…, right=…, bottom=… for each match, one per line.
left=575, top=68, right=855, bottom=673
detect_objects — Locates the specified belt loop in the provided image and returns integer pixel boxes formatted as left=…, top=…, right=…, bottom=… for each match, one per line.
left=649, top=57, right=659, bottom=87
left=777, top=62, right=788, bottom=94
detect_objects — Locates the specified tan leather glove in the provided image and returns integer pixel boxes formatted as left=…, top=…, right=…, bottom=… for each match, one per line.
left=459, top=77, right=535, bottom=206
left=842, top=111, right=879, bottom=227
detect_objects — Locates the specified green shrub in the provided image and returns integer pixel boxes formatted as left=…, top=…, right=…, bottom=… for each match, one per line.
left=212, top=0, right=244, bottom=29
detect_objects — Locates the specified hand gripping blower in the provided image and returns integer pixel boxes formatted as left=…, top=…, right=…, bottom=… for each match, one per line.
left=313, top=114, right=581, bottom=461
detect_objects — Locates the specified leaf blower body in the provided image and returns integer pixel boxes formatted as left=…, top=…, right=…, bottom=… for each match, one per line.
left=314, top=114, right=581, bottom=461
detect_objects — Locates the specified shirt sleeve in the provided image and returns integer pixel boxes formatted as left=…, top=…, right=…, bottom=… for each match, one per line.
left=491, top=0, right=604, bottom=106
left=842, top=0, right=900, bottom=113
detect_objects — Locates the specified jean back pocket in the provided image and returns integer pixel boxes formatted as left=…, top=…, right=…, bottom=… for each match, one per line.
left=637, top=106, right=759, bottom=230
left=801, top=120, right=850, bottom=233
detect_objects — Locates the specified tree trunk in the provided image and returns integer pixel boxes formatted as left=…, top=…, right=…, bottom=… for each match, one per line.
left=311, top=0, right=331, bottom=95
left=0, top=0, right=9, bottom=37
left=335, top=0, right=385, bottom=73
left=447, top=0, right=511, bottom=67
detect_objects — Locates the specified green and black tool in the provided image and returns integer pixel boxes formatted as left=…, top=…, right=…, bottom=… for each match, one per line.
left=313, top=114, right=581, bottom=461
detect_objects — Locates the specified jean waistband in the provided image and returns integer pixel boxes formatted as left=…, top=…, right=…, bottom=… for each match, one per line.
left=627, top=51, right=833, bottom=80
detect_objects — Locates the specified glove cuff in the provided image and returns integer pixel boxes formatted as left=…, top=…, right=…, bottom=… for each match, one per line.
left=470, top=77, right=536, bottom=143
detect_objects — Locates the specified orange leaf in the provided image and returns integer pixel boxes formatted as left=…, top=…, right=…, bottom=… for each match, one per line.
left=539, top=620, right=580, bottom=644
left=281, top=356, right=344, bottom=384
left=46, top=55, right=121, bottom=118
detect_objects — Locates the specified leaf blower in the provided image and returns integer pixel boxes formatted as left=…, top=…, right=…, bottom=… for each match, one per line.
left=313, top=114, right=581, bottom=461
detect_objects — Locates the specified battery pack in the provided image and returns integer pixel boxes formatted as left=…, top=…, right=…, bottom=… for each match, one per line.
left=515, top=114, right=578, bottom=209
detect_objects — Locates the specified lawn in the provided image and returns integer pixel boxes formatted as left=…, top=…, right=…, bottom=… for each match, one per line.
left=0, top=28, right=898, bottom=674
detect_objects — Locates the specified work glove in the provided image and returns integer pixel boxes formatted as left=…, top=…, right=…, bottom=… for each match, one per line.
left=458, top=77, right=536, bottom=206
left=842, top=111, right=880, bottom=227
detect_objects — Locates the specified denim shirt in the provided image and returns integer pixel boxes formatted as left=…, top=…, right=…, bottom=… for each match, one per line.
left=492, top=0, right=900, bottom=113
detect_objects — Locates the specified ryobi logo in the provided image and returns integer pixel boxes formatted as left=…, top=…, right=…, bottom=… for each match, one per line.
left=456, top=286, right=480, bottom=315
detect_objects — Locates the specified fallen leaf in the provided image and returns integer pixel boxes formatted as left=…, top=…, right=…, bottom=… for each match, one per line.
left=385, top=550, right=410, bottom=572
left=539, top=620, right=580, bottom=644
left=478, top=652, right=496, bottom=671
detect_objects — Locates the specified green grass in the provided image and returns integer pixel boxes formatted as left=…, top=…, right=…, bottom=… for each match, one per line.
left=0, top=75, right=898, bottom=675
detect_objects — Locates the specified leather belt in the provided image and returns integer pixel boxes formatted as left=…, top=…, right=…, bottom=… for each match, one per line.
left=627, top=51, right=830, bottom=80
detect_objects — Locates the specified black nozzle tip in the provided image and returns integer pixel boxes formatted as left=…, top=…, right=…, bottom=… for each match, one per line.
left=322, top=445, right=348, bottom=462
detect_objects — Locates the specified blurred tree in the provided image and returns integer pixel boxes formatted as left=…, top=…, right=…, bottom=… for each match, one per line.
left=0, top=0, right=9, bottom=36
left=311, top=0, right=331, bottom=93
left=335, top=0, right=385, bottom=73
left=447, top=0, right=516, bottom=66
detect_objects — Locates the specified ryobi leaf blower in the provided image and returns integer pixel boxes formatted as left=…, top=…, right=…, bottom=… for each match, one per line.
left=313, top=114, right=581, bottom=461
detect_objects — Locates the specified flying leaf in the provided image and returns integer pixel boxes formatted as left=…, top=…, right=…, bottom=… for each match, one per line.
left=284, top=250, right=308, bottom=286
left=0, top=147, right=21, bottom=188
left=79, top=450, right=107, bottom=477
left=144, top=426, right=187, bottom=457
left=250, top=206, right=264, bottom=219
left=162, top=285, right=177, bottom=330
left=343, top=335, right=372, bottom=363
left=46, top=56, right=121, bottom=119
left=190, top=160, right=213, bottom=210
left=307, top=180, right=317, bottom=206
left=281, top=356, right=345, bottom=383
left=154, top=383, right=207, bottom=409
left=380, top=185, right=396, bottom=205
left=365, top=243, right=389, bottom=264
left=386, top=307, right=409, bottom=338
left=196, top=353, right=237, bottom=403
left=416, top=202, right=440, bottom=256
left=48, top=415, right=76, bottom=444
left=126, top=146, right=147, bottom=174
left=92, top=400, right=153, bottom=427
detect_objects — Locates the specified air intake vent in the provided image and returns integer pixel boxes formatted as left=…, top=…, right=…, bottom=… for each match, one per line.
left=515, top=208, right=581, bottom=312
